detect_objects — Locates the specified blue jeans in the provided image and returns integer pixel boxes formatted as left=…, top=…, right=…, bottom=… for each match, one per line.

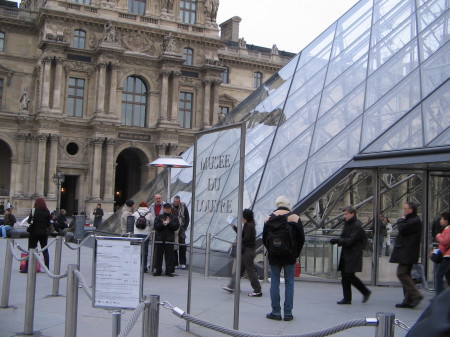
left=1, top=225, right=12, bottom=237
left=435, top=258, right=450, bottom=295
left=270, top=264, right=295, bottom=316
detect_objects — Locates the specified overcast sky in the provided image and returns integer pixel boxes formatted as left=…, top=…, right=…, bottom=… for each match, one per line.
left=216, top=0, right=360, bottom=53
left=11, top=0, right=360, bottom=53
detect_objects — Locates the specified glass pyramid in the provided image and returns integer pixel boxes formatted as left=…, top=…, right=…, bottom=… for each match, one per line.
left=157, top=0, right=449, bottom=250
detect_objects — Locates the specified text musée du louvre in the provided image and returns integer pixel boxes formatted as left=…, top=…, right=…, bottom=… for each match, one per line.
left=195, top=154, right=234, bottom=214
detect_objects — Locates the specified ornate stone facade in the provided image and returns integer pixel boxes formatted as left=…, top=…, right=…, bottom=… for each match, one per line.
left=0, top=0, right=294, bottom=220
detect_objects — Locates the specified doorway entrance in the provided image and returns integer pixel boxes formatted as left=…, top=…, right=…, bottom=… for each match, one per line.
left=61, top=175, right=79, bottom=215
left=0, top=139, right=12, bottom=197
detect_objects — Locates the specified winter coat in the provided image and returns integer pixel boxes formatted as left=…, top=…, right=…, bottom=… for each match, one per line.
left=262, top=207, right=305, bottom=266
left=337, top=216, right=366, bottom=273
left=27, top=208, right=51, bottom=236
left=149, top=202, right=165, bottom=218
left=3, top=213, right=16, bottom=227
left=436, top=226, right=450, bottom=257
left=154, top=212, right=180, bottom=243
left=232, top=220, right=257, bottom=253
left=171, top=202, right=190, bottom=240
left=133, top=206, right=155, bottom=235
left=389, top=213, right=422, bottom=265
left=120, top=205, right=134, bottom=234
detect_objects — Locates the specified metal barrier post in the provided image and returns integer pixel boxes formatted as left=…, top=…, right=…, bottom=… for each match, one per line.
left=204, top=233, right=211, bottom=278
left=112, top=310, right=121, bottom=337
left=149, top=231, right=155, bottom=273
left=142, top=294, right=159, bottom=337
left=52, top=236, right=63, bottom=296
left=24, top=248, right=37, bottom=335
left=1, top=239, right=14, bottom=308
left=263, top=247, right=268, bottom=283
left=375, top=312, right=395, bottom=337
left=65, top=264, right=79, bottom=337
left=91, top=242, right=96, bottom=288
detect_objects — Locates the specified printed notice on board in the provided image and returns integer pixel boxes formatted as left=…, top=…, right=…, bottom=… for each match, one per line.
left=93, top=238, right=142, bottom=309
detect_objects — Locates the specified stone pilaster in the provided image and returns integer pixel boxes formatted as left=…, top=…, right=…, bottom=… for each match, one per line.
left=40, top=57, right=53, bottom=111
left=171, top=72, right=181, bottom=124
left=52, top=58, right=64, bottom=111
left=35, top=133, right=48, bottom=196
left=212, top=79, right=221, bottom=125
left=203, top=79, right=212, bottom=128
left=25, top=134, right=36, bottom=196
left=108, top=64, right=119, bottom=114
left=90, top=137, right=104, bottom=200
left=104, top=139, right=115, bottom=201
left=159, top=70, right=170, bottom=123
left=14, top=133, right=26, bottom=196
left=96, top=63, right=107, bottom=114
left=47, top=134, right=59, bottom=198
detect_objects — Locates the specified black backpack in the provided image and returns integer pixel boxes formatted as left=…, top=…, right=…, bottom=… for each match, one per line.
left=135, top=212, right=149, bottom=230
left=265, top=212, right=294, bottom=256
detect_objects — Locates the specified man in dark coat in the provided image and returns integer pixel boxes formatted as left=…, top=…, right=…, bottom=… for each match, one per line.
left=331, top=206, right=371, bottom=304
left=153, top=203, right=180, bottom=277
left=389, top=202, right=423, bottom=308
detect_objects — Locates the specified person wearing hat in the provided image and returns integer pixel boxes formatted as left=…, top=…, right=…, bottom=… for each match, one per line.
left=1, top=207, right=16, bottom=238
left=133, top=201, right=154, bottom=273
left=153, top=203, right=180, bottom=277
left=121, top=200, right=135, bottom=234
left=263, top=196, right=305, bottom=321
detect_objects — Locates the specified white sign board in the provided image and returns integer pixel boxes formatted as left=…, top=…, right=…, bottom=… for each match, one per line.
left=93, top=237, right=143, bottom=309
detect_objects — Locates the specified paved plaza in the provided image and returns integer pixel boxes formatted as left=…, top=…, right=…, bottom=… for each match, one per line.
left=0, top=237, right=430, bottom=337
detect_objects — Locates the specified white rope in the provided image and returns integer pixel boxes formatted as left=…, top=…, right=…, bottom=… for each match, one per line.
left=31, top=251, right=67, bottom=279
left=117, top=301, right=147, bottom=337
left=36, top=238, right=56, bottom=253
left=9, top=241, right=28, bottom=261
left=63, top=235, right=92, bottom=250
left=73, top=269, right=93, bottom=300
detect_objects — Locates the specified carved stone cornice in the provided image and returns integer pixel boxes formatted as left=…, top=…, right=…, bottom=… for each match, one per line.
left=37, top=134, right=49, bottom=142
left=49, top=134, right=60, bottom=142
left=106, top=138, right=116, bottom=146
left=155, top=143, right=168, bottom=151
left=41, top=56, right=54, bottom=64
left=89, top=137, right=104, bottom=146
left=16, top=133, right=27, bottom=142
left=160, top=70, right=171, bottom=77
left=63, top=61, right=95, bottom=74
left=96, top=62, right=108, bottom=69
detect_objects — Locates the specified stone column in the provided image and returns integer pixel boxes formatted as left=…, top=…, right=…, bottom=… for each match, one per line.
left=96, top=63, right=107, bottom=114
left=41, top=57, right=53, bottom=110
left=212, top=79, right=221, bottom=125
left=171, top=72, right=181, bottom=123
left=15, top=133, right=26, bottom=196
left=35, top=134, right=48, bottom=196
left=47, top=134, right=59, bottom=198
left=52, top=58, right=64, bottom=111
left=108, top=64, right=119, bottom=114
left=10, top=159, right=17, bottom=196
left=104, top=139, right=115, bottom=201
left=203, top=80, right=212, bottom=128
left=25, top=134, right=36, bottom=196
left=90, top=137, right=104, bottom=200
left=159, top=70, right=170, bottom=122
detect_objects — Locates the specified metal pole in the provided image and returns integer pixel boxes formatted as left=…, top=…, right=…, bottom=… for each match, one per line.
left=143, top=294, right=159, bottom=337
left=24, top=249, right=37, bottom=335
left=372, top=169, right=380, bottom=286
left=1, top=238, right=13, bottom=308
left=56, top=181, right=61, bottom=215
left=167, top=167, right=171, bottom=203
left=65, top=264, right=79, bottom=337
left=112, top=310, right=121, bottom=337
left=375, top=312, right=395, bottom=337
left=263, top=247, right=268, bottom=283
left=91, top=241, right=96, bottom=288
left=52, top=236, right=63, bottom=296
left=204, top=233, right=211, bottom=278
left=77, top=239, right=81, bottom=268
left=149, top=231, right=156, bottom=273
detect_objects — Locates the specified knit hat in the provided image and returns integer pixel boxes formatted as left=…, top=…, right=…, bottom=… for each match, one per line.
left=275, top=196, right=291, bottom=210
left=125, top=199, right=134, bottom=207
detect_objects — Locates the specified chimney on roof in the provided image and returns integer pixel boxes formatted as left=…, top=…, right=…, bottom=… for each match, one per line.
left=219, top=16, right=242, bottom=42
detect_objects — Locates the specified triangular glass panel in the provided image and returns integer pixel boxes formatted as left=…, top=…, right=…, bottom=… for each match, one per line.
left=423, top=81, right=450, bottom=145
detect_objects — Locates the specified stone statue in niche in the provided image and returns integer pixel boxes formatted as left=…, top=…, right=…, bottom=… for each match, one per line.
left=161, top=0, right=174, bottom=12
left=239, top=37, right=246, bottom=48
left=102, top=21, right=117, bottom=43
left=271, top=44, right=279, bottom=55
left=20, top=87, right=30, bottom=111
left=204, top=0, right=219, bottom=21
left=161, top=33, right=177, bottom=54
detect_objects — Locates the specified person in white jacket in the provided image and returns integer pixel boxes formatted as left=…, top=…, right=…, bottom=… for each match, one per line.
left=133, top=201, right=155, bottom=273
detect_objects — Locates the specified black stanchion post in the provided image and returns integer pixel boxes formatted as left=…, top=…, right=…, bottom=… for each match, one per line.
left=1, top=239, right=13, bottom=308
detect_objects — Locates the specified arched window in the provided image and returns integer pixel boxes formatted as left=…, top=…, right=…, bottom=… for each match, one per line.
left=180, top=0, right=196, bottom=24
left=253, top=71, right=263, bottom=88
left=121, top=76, right=147, bottom=127
left=221, top=67, right=229, bottom=84
left=128, top=0, right=146, bottom=15
left=73, top=30, right=86, bottom=49
left=0, top=32, right=5, bottom=52
left=182, top=48, right=193, bottom=66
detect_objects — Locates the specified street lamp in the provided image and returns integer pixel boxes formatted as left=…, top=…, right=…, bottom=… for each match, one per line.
left=52, top=169, right=65, bottom=214
left=148, top=156, right=192, bottom=202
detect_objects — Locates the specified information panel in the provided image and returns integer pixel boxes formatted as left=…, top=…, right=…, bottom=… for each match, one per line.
left=93, top=237, right=143, bottom=309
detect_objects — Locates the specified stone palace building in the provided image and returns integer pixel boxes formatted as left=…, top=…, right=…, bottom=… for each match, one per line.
left=0, top=0, right=294, bottom=218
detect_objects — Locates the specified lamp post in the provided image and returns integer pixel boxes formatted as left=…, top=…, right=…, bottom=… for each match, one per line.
left=148, top=156, right=192, bottom=203
left=52, top=170, right=65, bottom=214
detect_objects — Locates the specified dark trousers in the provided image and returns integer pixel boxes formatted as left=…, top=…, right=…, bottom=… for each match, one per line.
left=135, top=234, right=149, bottom=272
left=435, top=258, right=450, bottom=295
left=341, top=272, right=370, bottom=301
left=154, top=242, right=174, bottom=274
left=25, top=234, right=50, bottom=271
left=228, top=248, right=261, bottom=293
left=397, top=264, right=422, bottom=304
left=173, top=238, right=187, bottom=266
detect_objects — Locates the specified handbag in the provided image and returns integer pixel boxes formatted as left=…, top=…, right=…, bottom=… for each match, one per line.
left=19, top=253, right=41, bottom=272
left=430, top=249, right=444, bottom=264
left=27, top=208, right=35, bottom=233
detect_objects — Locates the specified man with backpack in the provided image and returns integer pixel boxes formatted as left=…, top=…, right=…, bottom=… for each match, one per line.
left=263, top=196, right=305, bottom=321
left=133, top=202, right=154, bottom=273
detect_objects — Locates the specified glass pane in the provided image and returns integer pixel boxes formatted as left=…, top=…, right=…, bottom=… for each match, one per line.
left=372, top=0, right=415, bottom=46
left=67, top=98, right=74, bottom=116
left=364, top=105, right=423, bottom=153
left=320, top=54, right=368, bottom=115
left=373, top=0, right=409, bottom=25
left=365, top=40, right=418, bottom=109
left=419, top=11, right=450, bottom=61
left=243, top=168, right=263, bottom=208
left=423, top=81, right=450, bottom=145
left=418, top=0, right=448, bottom=32
left=361, top=69, right=421, bottom=150
left=369, top=15, right=416, bottom=74
left=428, top=127, right=450, bottom=147
left=300, top=118, right=362, bottom=199
left=312, top=83, right=365, bottom=154
left=421, top=43, right=450, bottom=97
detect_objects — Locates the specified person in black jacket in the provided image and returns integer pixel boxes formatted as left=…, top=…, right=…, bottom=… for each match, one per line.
left=153, top=203, right=180, bottom=277
left=389, top=202, right=423, bottom=308
left=171, top=195, right=190, bottom=269
left=223, top=209, right=262, bottom=297
left=263, top=196, right=305, bottom=322
left=330, top=206, right=371, bottom=305
left=23, top=198, right=51, bottom=273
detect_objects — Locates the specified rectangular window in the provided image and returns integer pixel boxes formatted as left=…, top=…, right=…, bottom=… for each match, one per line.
left=0, top=78, right=3, bottom=107
left=183, top=48, right=193, bottom=66
left=73, top=30, right=86, bottom=49
left=221, top=68, right=229, bottom=84
left=128, top=0, right=145, bottom=15
left=0, top=32, right=4, bottom=52
left=73, top=0, right=91, bottom=4
left=220, top=106, right=229, bottom=115
left=180, top=0, right=196, bottom=24
left=67, top=77, right=85, bottom=117
left=253, top=72, right=262, bottom=88
left=179, top=91, right=193, bottom=128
